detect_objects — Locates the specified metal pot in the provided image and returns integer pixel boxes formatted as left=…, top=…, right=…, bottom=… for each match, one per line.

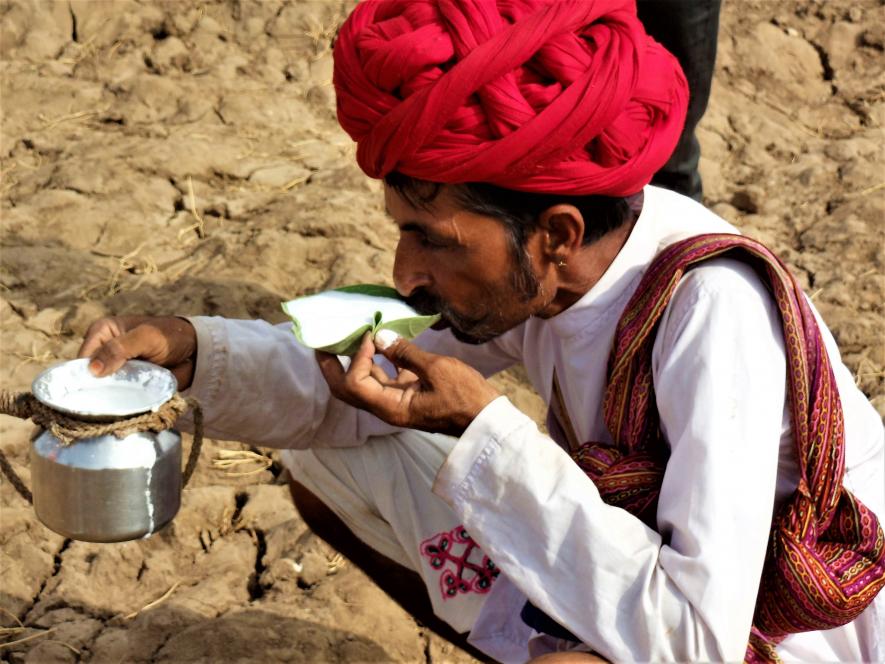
left=28, top=359, right=183, bottom=543
left=30, top=428, right=182, bottom=542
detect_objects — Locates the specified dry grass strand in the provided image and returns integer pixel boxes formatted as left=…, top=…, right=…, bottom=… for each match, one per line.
left=122, top=582, right=181, bottom=621
left=0, top=628, right=53, bottom=650
left=211, top=449, right=273, bottom=476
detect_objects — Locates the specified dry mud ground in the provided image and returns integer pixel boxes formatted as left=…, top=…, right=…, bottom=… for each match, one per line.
left=0, top=1, right=883, bottom=662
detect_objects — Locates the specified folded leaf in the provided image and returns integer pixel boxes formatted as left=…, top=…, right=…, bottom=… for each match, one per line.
left=281, top=285, right=440, bottom=355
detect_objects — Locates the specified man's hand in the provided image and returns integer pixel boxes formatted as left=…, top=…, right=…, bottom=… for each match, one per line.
left=316, top=332, right=500, bottom=437
left=77, top=316, right=198, bottom=390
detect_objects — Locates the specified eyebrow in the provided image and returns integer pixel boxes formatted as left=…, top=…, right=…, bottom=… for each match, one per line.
left=384, top=206, right=458, bottom=246
left=400, top=221, right=427, bottom=234
left=385, top=206, right=427, bottom=230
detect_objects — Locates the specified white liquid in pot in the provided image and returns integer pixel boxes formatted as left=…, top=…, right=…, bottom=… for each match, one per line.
left=57, top=385, right=161, bottom=415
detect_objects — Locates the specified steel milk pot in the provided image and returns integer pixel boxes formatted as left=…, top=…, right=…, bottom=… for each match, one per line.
left=29, top=359, right=182, bottom=543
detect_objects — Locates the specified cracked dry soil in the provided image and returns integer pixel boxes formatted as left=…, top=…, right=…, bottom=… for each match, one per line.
left=1, top=1, right=883, bottom=662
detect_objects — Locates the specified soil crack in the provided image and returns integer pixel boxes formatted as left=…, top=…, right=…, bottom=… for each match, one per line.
left=21, top=537, right=71, bottom=623
left=68, top=2, right=78, bottom=43
left=231, top=491, right=248, bottom=529
left=806, top=37, right=836, bottom=91
left=147, top=630, right=174, bottom=664
left=421, top=629, right=432, bottom=664
left=247, top=527, right=268, bottom=601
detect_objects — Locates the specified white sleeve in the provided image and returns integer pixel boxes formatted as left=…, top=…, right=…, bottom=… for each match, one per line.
left=182, top=316, right=521, bottom=449
left=433, top=259, right=787, bottom=662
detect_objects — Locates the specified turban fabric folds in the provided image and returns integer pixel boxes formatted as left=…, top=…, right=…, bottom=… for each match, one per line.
left=333, top=0, right=689, bottom=196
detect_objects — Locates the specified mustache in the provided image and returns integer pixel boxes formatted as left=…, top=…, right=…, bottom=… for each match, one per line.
left=405, top=289, right=444, bottom=317
left=405, top=288, right=497, bottom=344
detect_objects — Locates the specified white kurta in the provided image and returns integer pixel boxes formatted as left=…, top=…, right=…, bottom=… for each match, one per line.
left=184, top=186, right=884, bottom=662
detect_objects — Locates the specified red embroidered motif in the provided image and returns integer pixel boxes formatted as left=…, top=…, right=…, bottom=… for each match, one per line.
left=419, top=525, right=499, bottom=600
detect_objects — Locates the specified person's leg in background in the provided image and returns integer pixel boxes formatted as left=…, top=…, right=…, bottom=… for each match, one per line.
left=637, top=0, right=722, bottom=202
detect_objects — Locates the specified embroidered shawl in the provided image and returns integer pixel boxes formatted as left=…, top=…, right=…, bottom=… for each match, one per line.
left=555, top=233, right=885, bottom=662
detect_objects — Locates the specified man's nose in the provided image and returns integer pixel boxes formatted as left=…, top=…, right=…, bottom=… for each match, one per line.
left=393, top=242, right=432, bottom=297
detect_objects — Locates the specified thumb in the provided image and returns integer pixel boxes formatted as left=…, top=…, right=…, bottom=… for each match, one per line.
left=374, top=330, right=434, bottom=375
left=89, top=325, right=162, bottom=377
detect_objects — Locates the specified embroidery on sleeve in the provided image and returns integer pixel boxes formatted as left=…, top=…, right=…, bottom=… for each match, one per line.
left=419, top=525, right=499, bottom=600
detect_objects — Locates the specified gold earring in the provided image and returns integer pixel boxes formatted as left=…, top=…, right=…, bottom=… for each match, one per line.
left=556, top=259, right=567, bottom=268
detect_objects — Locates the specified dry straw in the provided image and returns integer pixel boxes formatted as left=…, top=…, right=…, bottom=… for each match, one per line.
left=121, top=582, right=182, bottom=621
left=80, top=243, right=159, bottom=299
left=12, top=341, right=56, bottom=376
left=212, top=449, right=273, bottom=477
left=0, top=626, right=80, bottom=656
left=0, top=628, right=53, bottom=650
left=36, top=109, right=106, bottom=132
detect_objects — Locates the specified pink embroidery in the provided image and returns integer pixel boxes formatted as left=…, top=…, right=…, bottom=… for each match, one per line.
left=419, top=525, right=499, bottom=600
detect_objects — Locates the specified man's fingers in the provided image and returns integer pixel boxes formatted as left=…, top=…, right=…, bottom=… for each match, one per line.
left=347, top=332, right=378, bottom=380
left=369, top=363, right=393, bottom=385
left=393, top=367, right=420, bottom=386
left=375, top=333, right=435, bottom=376
left=170, top=360, right=195, bottom=392
left=315, top=350, right=347, bottom=392
left=319, top=335, right=396, bottom=400
left=88, top=325, right=162, bottom=377
left=77, top=319, right=123, bottom=361
left=78, top=316, right=159, bottom=369
left=88, top=339, right=128, bottom=376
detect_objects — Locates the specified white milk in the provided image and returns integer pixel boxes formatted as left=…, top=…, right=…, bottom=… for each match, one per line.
left=285, top=290, right=421, bottom=347
left=33, top=358, right=177, bottom=417
left=59, top=384, right=159, bottom=415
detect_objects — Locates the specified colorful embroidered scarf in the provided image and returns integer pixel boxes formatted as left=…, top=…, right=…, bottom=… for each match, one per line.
left=556, top=233, right=885, bottom=662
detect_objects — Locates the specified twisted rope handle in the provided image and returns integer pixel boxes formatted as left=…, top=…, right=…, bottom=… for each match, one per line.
left=181, top=396, right=203, bottom=487
left=0, top=390, right=204, bottom=505
left=0, top=439, right=32, bottom=504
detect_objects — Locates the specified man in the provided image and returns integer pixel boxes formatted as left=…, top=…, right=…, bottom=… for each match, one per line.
left=79, top=1, right=884, bottom=662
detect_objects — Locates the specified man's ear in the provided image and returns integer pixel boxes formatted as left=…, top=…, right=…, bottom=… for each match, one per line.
left=537, top=204, right=585, bottom=261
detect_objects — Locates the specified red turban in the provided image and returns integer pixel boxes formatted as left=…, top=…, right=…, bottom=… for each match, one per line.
left=333, top=0, right=689, bottom=196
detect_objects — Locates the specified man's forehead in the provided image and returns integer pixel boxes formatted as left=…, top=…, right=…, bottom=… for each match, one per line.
left=384, top=186, right=500, bottom=245
left=384, top=184, right=452, bottom=220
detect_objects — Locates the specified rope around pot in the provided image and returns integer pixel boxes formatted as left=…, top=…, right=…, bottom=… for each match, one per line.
left=0, top=390, right=203, bottom=505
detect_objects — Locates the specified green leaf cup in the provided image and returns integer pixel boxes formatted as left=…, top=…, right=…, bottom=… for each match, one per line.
left=281, top=285, right=441, bottom=356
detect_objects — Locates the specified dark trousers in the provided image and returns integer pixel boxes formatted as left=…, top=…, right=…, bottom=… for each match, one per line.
left=637, top=0, right=722, bottom=201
